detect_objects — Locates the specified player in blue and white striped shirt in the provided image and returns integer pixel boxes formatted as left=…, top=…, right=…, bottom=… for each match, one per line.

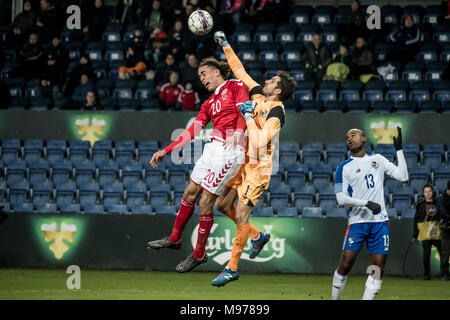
left=331, top=127, right=408, bottom=300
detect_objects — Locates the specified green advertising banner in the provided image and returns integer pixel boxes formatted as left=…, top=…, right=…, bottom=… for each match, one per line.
left=0, top=213, right=445, bottom=276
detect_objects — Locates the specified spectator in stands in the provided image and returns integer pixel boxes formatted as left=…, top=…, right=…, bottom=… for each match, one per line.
left=216, top=0, right=246, bottom=36
left=72, top=74, right=95, bottom=102
left=153, top=53, right=180, bottom=90
left=112, top=0, right=143, bottom=25
left=413, top=184, right=443, bottom=280
left=46, top=36, right=69, bottom=71
left=145, top=24, right=168, bottom=65
left=438, top=180, right=450, bottom=281
left=339, top=0, right=366, bottom=47
left=177, top=81, right=200, bottom=111
left=39, top=52, right=65, bottom=100
left=439, top=0, right=450, bottom=24
left=83, top=90, right=102, bottom=110
left=168, top=20, right=186, bottom=63
left=9, top=33, right=44, bottom=80
left=387, top=14, right=423, bottom=64
left=35, top=0, right=58, bottom=43
left=143, top=0, right=164, bottom=34
left=64, top=54, right=95, bottom=97
left=303, top=33, right=332, bottom=83
left=82, top=0, right=110, bottom=42
left=159, top=71, right=183, bottom=110
left=10, top=0, right=36, bottom=45
left=180, top=53, right=202, bottom=90
left=323, top=44, right=352, bottom=81
left=118, top=36, right=147, bottom=80
left=350, top=37, right=376, bottom=80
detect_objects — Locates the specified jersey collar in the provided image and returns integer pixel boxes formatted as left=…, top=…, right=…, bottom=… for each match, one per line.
left=214, top=80, right=227, bottom=95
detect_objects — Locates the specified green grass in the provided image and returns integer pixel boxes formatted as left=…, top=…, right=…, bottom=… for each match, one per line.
left=0, top=268, right=449, bottom=300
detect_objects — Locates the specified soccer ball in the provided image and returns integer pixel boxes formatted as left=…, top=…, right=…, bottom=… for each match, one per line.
left=188, top=10, right=213, bottom=36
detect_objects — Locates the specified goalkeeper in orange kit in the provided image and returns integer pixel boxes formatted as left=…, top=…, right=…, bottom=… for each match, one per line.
left=211, top=31, right=297, bottom=286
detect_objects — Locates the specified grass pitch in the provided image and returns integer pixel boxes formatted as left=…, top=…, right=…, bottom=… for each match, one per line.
left=0, top=268, right=449, bottom=300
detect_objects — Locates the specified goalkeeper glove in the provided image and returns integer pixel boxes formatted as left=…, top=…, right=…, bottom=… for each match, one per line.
left=366, top=201, right=381, bottom=215
left=393, top=126, right=402, bottom=151
left=239, top=100, right=255, bottom=122
left=214, top=31, right=229, bottom=48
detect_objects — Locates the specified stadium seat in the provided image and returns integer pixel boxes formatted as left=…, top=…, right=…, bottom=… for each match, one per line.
left=286, top=164, right=308, bottom=189
left=25, top=79, right=41, bottom=98
left=374, top=144, right=396, bottom=162
left=145, top=166, right=165, bottom=186
left=290, top=5, right=313, bottom=25
left=46, top=140, right=67, bottom=163
left=9, top=181, right=30, bottom=206
left=149, top=184, right=171, bottom=207
left=253, top=206, right=274, bottom=217
left=318, top=185, right=337, bottom=209
left=121, top=162, right=143, bottom=187
left=326, top=143, right=347, bottom=168
left=69, top=140, right=90, bottom=163
left=105, top=44, right=125, bottom=63
left=167, top=163, right=189, bottom=186
left=433, top=81, right=450, bottom=103
left=102, top=23, right=122, bottom=42
left=371, top=100, right=394, bottom=113
left=64, top=41, right=82, bottom=59
left=387, top=208, right=398, bottom=219
left=279, top=142, right=299, bottom=166
left=130, top=204, right=153, bottom=215
left=408, top=166, right=431, bottom=193
left=325, top=207, right=347, bottom=218
left=373, top=42, right=392, bottom=63
left=23, top=139, right=44, bottom=163
left=231, top=29, right=252, bottom=44
left=0, top=181, right=6, bottom=203
left=98, top=160, right=119, bottom=186
left=83, top=204, right=105, bottom=214
left=51, top=160, right=73, bottom=186
left=74, top=160, right=96, bottom=185
left=391, top=186, right=414, bottom=211
left=84, top=41, right=104, bottom=61
left=79, top=182, right=100, bottom=206
left=275, top=24, right=297, bottom=47
left=363, top=79, right=385, bottom=104
left=440, top=44, right=450, bottom=62
left=386, top=80, right=408, bottom=104
left=253, top=27, right=274, bottom=44
left=293, top=185, right=315, bottom=210
left=382, top=5, right=402, bottom=25
left=311, top=164, right=333, bottom=187
left=93, top=60, right=108, bottom=79
left=340, top=80, right=362, bottom=102
left=96, top=79, right=113, bottom=99
left=409, top=81, right=432, bottom=104
left=8, top=97, right=27, bottom=110
left=37, top=203, right=58, bottom=214
left=135, top=80, right=158, bottom=102
left=402, top=143, right=420, bottom=167
left=321, top=24, right=338, bottom=46
left=297, top=23, right=320, bottom=44
left=317, top=81, right=339, bottom=103
left=400, top=208, right=415, bottom=219
left=13, top=202, right=34, bottom=213
left=301, top=142, right=323, bottom=166
left=312, top=5, right=334, bottom=26
left=346, top=101, right=370, bottom=113
left=102, top=183, right=124, bottom=207
left=277, top=207, right=298, bottom=217
left=1, top=139, right=21, bottom=163
left=402, top=62, right=424, bottom=83
left=6, top=160, right=27, bottom=184
left=106, top=204, right=129, bottom=214
left=32, top=181, right=53, bottom=207
left=423, top=5, right=441, bottom=25
left=92, top=140, right=113, bottom=164
left=0, top=202, right=10, bottom=213
left=385, top=177, right=403, bottom=193
left=433, top=166, right=450, bottom=192
left=154, top=205, right=177, bottom=215
left=422, top=144, right=445, bottom=167
left=425, top=62, right=446, bottom=84
left=401, top=6, right=424, bottom=25
left=60, top=203, right=81, bottom=214
left=5, top=78, right=25, bottom=97
left=433, top=24, right=450, bottom=44
left=294, top=80, right=315, bottom=103
left=323, top=100, right=346, bottom=113
left=418, top=43, right=438, bottom=64
left=126, top=182, right=148, bottom=208
left=301, top=207, right=323, bottom=218
left=113, top=79, right=135, bottom=100
left=269, top=184, right=291, bottom=213
left=138, top=141, right=159, bottom=162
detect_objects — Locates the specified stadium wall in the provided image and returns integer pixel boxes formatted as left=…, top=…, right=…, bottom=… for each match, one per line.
left=0, top=110, right=449, bottom=146
left=0, top=212, right=442, bottom=276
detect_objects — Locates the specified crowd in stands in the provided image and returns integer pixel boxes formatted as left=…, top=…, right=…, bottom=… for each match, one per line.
left=1, top=0, right=450, bottom=111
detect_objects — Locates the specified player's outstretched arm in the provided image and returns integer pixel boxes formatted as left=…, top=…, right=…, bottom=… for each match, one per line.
left=214, top=31, right=259, bottom=91
left=385, top=126, right=408, bottom=182
left=150, top=150, right=167, bottom=168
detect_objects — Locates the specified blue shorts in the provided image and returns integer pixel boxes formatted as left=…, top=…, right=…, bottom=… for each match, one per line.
left=342, top=221, right=389, bottom=255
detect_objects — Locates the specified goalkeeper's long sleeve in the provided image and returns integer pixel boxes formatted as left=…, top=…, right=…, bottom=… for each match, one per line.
left=163, top=120, right=204, bottom=155
left=223, top=46, right=260, bottom=92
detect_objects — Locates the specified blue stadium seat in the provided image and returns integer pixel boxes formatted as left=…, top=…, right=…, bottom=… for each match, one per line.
left=402, top=62, right=424, bottom=83
left=300, top=100, right=322, bottom=113
left=154, top=205, right=177, bottom=215
left=79, top=182, right=100, bottom=206
left=130, top=204, right=153, bottom=215
left=102, top=23, right=122, bottom=42
left=145, top=166, right=165, bottom=186
left=135, top=80, right=157, bottom=102
left=387, top=208, right=398, bottom=219
left=301, top=207, right=323, bottom=218
left=1, top=139, right=21, bottom=163
left=37, top=203, right=58, bottom=214
left=402, top=143, right=420, bottom=167
left=423, top=144, right=445, bottom=167
left=8, top=97, right=27, bottom=110
left=51, top=160, right=72, bottom=186
left=259, top=49, right=279, bottom=66
left=440, top=44, right=450, bottom=62
left=275, top=24, right=297, bottom=47
left=425, top=62, right=446, bottom=83
left=385, top=177, right=403, bottom=193
left=13, top=202, right=33, bottom=213
left=381, top=5, right=402, bottom=25
left=346, top=101, right=370, bottom=113
left=105, top=44, right=125, bottom=63
left=433, top=24, right=450, bottom=44
left=93, top=60, right=108, bottom=79
left=423, top=5, right=441, bottom=25
left=433, top=81, right=450, bottom=103
left=294, top=79, right=315, bottom=103
left=113, top=79, right=135, bottom=100
left=311, top=164, right=333, bottom=187
left=386, top=80, right=408, bottom=104
left=326, top=143, right=347, bottom=168
left=323, top=100, right=346, bottom=113
left=96, top=79, right=112, bottom=99
left=302, top=142, right=323, bottom=166
left=317, top=81, right=339, bottom=103
left=6, top=160, right=27, bottom=184
left=433, top=166, right=450, bottom=192
left=321, top=24, right=338, bottom=46
left=418, top=43, right=438, bottom=64
left=297, top=23, right=320, bottom=44
left=149, top=184, right=171, bottom=207
left=312, top=5, right=334, bottom=26
left=98, top=160, right=119, bottom=186
left=279, top=142, right=299, bottom=166
left=0, top=181, right=6, bottom=203
left=32, top=181, right=53, bottom=207
left=106, top=204, right=129, bottom=214
left=409, top=81, right=432, bottom=104
left=138, top=141, right=159, bottom=162
left=74, top=161, right=96, bottom=185
left=25, top=79, right=41, bottom=98
left=126, top=182, right=148, bottom=208
left=286, top=164, right=308, bottom=189
left=293, top=185, right=315, bottom=210
left=46, top=140, right=67, bottom=163
left=5, top=78, right=25, bottom=97
left=374, top=144, right=396, bottom=162
left=253, top=206, right=274, bottom=217
left=92, top=140, right=113, bottom=164
left=290, top=5, right=313, bottom=25
left=0, top=202, right=10, bottom=213
left=340, top=80, right=362, bottom=102
left=29, top=97, right=51, bottom=111
left=55, top=182, right=76, bottom=207
left=400, top=208, right=415, bottom=219
left=277, top=207, right=298, bottom=217
left=253, top=30, right=273, bottom=44
left=24, top=139, right=44, bottom=163
left=83, top=204, right=105, bottom=214
left=60, top=203, right=81, bottom=214
left=69, top=140, right=90, bottom=163
left=121, top=162, right=143, bottom=187
left=167, top=163, right=189, bottom=186
left=84, top=41, right=104, bottom=61
left=371, top=100, right=394, bottom=113
left=318, top=185, right=337, bottom=210
left=9, top=181, right=30, bottom=206
left=269, top=184, right=291, bottom=212
left=392, top=186, right=414, bottom=211
left=363, top=79, right=385, bottom=104
left=408, top=166, right=430, bottom=193
left=325, top=207, right=346, bottom=218
left=102, top=182, right=124, bottom=207
left=64, top=40, right=82, bottom=59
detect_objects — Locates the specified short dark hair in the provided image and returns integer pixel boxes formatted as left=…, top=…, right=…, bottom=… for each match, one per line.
left=276, top=71, right=297, bottom=101
left=199, top=57, right=231, bottom=79
left=423, top=184, right=434, bottom=192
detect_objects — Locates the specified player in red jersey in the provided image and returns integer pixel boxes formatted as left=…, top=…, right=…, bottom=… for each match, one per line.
left=147, top=57, right=261, bottom=273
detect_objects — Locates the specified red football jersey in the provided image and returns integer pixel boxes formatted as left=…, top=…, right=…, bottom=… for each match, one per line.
left=194, top=79, right=249, bottom=142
